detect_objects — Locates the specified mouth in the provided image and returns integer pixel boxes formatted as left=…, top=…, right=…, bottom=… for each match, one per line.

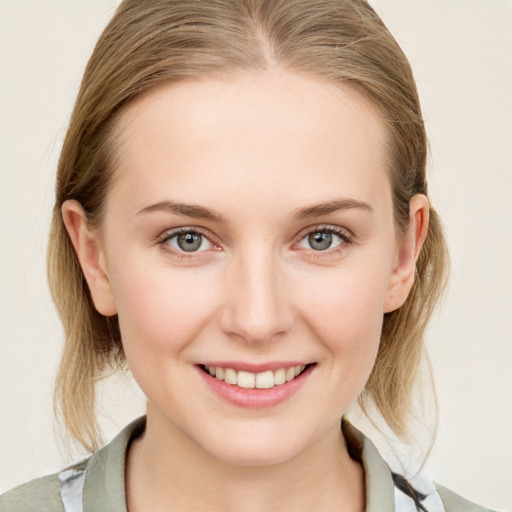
left=199, top=363, right=315, bottom=390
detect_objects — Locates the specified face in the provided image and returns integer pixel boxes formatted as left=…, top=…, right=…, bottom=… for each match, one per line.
left=67, top=69, right=422, bottom=466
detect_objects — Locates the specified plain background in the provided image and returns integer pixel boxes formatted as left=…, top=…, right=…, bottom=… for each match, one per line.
left=0, top=1, right=510, bottom=510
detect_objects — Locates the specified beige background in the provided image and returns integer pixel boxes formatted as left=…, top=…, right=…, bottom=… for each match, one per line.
left=0, top=1, right=510, bottom=510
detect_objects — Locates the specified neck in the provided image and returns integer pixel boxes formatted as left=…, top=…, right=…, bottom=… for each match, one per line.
left=126, top=406, right=365, bottom=512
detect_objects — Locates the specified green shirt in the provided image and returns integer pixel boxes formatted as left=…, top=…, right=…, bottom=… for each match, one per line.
left=0, top=417, right=494, bottom=512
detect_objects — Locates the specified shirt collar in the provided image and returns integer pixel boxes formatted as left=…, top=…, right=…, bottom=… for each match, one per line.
left=76, top=416, right=396, bottom=511
left=342, top=418, right=396, bottom=512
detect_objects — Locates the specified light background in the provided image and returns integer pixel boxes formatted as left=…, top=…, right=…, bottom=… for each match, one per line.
left=0, top=1, right=510, bottom=510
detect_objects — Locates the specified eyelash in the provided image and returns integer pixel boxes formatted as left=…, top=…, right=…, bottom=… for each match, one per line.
left=295, top=225, right=354, bottom=258
left=156, top=227, right=218, bottom=259
left=156, top=225, right=354, bottom=259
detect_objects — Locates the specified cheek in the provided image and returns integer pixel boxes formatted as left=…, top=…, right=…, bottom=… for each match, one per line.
left=109, top=261, right=220, bottom=355
left=294, top=261, right=390, bottom=378
left=285, top=267, right=386, bottom=418
left=319, top=287, right=383, bottom=370
left=297, top=263, right=389, bottom=338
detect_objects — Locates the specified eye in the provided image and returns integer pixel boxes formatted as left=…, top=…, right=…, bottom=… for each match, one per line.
left=165, top=230, right=213, bottom=252
left=298, top=229, right=346, bottom=251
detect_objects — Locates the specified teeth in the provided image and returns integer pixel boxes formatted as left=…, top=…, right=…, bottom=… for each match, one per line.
left=204, top=364, right=309, bottom=389
left=274, top=368, right=286, bottom=385
left=224, top=368, right=237, bottom=385
left=238, top=371, right=255, bottom=388
left=255, top=370, right=274, bottom=389
left=215, top=367, right=225, bottom=381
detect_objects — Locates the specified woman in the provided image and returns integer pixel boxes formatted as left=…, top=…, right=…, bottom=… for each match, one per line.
left=0, top=1, right=499, bottom=511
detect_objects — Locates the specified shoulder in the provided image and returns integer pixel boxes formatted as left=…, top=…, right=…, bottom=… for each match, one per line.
left=0, top=417, right=145, bottom=512
left=0, top=473, right=64, bottom=512
left=435, top=483, right=497, bottom=512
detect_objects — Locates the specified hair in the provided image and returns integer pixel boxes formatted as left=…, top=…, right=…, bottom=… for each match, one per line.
left=48, top=0, right=449, bottom=453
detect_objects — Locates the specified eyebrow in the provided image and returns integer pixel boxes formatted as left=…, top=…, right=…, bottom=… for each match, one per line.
left=137, top=201, right=222, bottom=222
left=137, top=198, right=372, bottom=222
left=292, top=199, right=373, bottom=219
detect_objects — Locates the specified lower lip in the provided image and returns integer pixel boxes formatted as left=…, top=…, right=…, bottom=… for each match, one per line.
left=197, top=365, right=314, bottom=409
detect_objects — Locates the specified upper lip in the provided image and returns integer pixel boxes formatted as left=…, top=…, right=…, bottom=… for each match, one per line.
left=198, top=361, right=315, bottom=372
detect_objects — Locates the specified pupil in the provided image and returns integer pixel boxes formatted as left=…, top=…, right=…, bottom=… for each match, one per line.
left=177, top=233, right=202, bottom=252
left=309, top=232, right=332, bottom=251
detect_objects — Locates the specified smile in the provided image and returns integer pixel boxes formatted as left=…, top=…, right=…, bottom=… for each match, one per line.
left=201, top=364, right=311, bottom=389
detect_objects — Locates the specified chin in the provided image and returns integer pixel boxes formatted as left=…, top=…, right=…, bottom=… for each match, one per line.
left=212, top=444, right=299, bottom=468
left=197, top=422, right=316, bottom=468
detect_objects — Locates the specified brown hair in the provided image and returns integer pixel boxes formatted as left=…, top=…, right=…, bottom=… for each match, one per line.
left=48, top=0, right=449, bottom=452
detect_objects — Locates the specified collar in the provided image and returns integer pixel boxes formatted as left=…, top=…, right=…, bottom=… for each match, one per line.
left=59, top=416, right=440, bottom=512
left=342, top=418, right=395, bottom=512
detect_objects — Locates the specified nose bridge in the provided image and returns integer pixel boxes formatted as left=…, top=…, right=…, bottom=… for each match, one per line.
left=219, top=243, right=293, bottom=343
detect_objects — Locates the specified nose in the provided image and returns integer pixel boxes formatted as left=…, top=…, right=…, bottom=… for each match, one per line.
left=218, top=247, right=295, bottom=344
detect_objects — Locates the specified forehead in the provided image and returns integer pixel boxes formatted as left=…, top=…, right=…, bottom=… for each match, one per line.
left=109, top=69, right=390, bottom=215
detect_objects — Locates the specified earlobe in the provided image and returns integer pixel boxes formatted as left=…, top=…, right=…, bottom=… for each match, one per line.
left=384, top=194, right=430, bottom=313
left=61, top=200, right=117, bottom=316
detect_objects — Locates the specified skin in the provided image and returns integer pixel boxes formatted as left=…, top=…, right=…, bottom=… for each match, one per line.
left=63, top=69, right=428, bottom=512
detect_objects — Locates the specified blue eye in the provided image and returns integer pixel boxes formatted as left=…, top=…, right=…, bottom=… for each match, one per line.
left=298, top=230, right=344, bottom=251
left=166, top=231, right=213, bottom=252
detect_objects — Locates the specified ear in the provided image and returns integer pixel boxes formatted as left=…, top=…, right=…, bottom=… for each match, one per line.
left=61, top=200, right=117, bottom=316
left=384, top=194, right=429, bottom=313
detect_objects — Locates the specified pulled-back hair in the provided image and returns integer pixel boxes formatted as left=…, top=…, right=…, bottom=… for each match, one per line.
left=48, top=0, right=449, bottom=452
